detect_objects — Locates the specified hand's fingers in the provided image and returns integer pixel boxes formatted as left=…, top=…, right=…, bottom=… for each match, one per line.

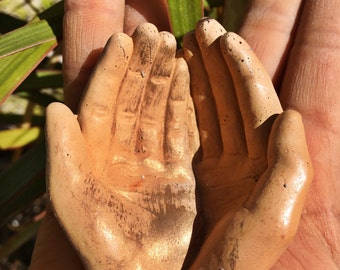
left=196, top=111, right=312, bottom=270
left=259, top=110, right=313, bottom=210
left=124, top=0, right=170, bottom=35
left=195, top=18, right=247, bottom=156
left=78, top=34, right=133, bottom=160
left=238, top=0, right=302, bottom=84
left=183, top=31, right=222, bottom=159
left=221, top=32, right=282, bottom=160
left=136, top=31, right=176, bottom=161
left=46, top=103, right=139, bottom=268
left=63, top=0, right=125, bottom=111
left=242, top=110, right=312, bottom=269
left=46, top=103, right=92, bottom=247
left=113, top=23, right=160, bottom=156
left=186, top=90, right=200, bottom=160
left=175, top=49, right=200, bottom=158
left=44, top=103, right=89, bottom=270
left=164, top=57, right=193, bottom=167
left=46, top=102, right=91, bottom=193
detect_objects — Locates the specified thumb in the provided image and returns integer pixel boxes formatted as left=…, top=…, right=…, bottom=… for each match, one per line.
left=252, top=110, right=313, bottom=234
left=188, top=110, right=313, bottom=270
left=238, top=110, right=313, bottom=269
left=45, top=102, right=91, bottom=225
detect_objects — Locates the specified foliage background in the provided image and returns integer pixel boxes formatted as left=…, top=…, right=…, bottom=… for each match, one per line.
left=0, top=0, right=248, bottom=268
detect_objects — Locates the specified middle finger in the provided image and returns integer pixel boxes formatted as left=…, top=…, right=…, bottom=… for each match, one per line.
left=195, top=18, right=247, bottom=156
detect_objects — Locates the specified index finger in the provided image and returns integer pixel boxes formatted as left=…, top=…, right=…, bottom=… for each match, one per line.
left=221, top=32, right=282, bottom=160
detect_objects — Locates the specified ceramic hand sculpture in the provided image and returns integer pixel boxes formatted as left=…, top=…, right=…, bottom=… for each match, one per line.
left=183, top=18, right=313, bottom=269
left=46, top=20, right=313, bottom=269
left=46, top=23, right=199, bottom=269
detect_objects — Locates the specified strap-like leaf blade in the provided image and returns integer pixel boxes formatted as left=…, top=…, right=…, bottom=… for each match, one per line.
left=0, top=40, right=57, bottom=104
left=0, top=127, right=41, bottom=150
left=167, top=0, right=203, bottom=42
left=0, top=1, right=63, bottom=104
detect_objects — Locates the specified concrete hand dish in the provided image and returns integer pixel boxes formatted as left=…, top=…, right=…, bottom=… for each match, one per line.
left=183, top=18, right=313, bottom=269
left=46, top=19, right=313, bottom=270
left=47, top=23, right=198, bottom=269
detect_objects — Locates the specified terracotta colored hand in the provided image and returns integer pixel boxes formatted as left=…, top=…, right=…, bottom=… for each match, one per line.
left=240, top=1, right=340, bottom=268
left=46, top=24, right=198, bottom=269
left=182, top=19, right=313, bottom=269
left=31, top=2, right=172, bottom=269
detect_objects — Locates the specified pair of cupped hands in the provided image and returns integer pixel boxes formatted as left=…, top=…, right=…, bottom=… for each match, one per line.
left=46, top=19, right=312, bottom=269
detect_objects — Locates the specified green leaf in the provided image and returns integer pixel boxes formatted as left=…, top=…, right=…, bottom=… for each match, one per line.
left=0, top=127, right=42, bottom=150
left=17, top=70, right=63, bottom=91
left=0, top=1, right=63, bottom=105
left=0, top=41, right=57, bottom=104
left=206, top=0, right=224, bottom=7
left=167, top=0, right=204, bottom=43
left=0, top=174, right=45, bottom=227
left=0, top=113, right=45, bottom=126
left=0, top=13, right=26, bottom=34
left=0, top=140, right=46, bottom=213
left=222, top=0, right=250, bottom=32
left=15, top=69, right=64, bottom=106
left=17, top=91, right=60, bottom=107
left=0, top=221, right=41, bottom=259
left=0, top=20, right=58, bottom=58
